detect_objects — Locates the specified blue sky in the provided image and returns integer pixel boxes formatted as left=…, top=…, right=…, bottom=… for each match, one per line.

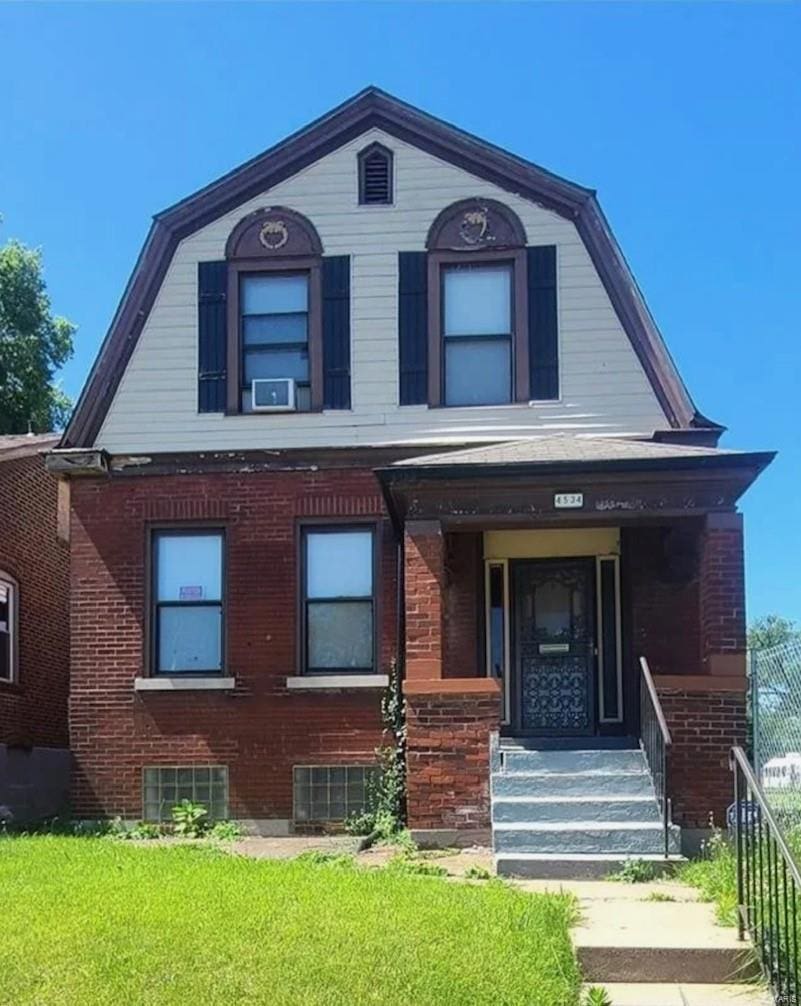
left=1, top=2, right=799, bottom=624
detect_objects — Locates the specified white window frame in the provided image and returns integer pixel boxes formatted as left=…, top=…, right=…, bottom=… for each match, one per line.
left=0, top=571, right=19, bottom=685
left=484, top=559, right=511, bottom=725
left=595, top=554, right=624, bottom=724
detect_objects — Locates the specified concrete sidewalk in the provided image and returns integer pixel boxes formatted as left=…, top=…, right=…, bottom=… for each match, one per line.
left=584, top=984, right=770, bottom=1005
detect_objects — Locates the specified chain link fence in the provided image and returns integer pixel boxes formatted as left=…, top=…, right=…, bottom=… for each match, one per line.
left=752, top=637, right=801, bottom=832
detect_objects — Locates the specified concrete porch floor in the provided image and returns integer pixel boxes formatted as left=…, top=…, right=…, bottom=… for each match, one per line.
left=228, top=838, right=769, bottom=1004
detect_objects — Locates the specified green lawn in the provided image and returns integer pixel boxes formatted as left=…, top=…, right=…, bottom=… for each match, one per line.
left=0, top=837, right=580, bottom=1006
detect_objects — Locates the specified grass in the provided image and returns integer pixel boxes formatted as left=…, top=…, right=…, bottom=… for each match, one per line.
left=0, top=836, right=580, bottom=1006
left=678, top=831, right=738, bottom=926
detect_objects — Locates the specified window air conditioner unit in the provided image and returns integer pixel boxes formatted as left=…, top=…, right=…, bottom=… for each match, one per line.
left=252, top=378, right=296, bottom=412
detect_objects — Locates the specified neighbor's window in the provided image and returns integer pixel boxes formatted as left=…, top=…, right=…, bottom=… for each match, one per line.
left=152, top=531, right=223, bottom=675
left=0, top=573, right=18, bottom=683
left=302, top=526, right=375, bottom=673
left=442, top=263, right=513, bottom=406
left=240, top=273, right=311, bottom=412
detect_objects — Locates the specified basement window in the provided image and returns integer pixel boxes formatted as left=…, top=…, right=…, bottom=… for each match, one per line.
left=0, top=573, right=18, bottom=684
left=142, top=765, right=229, bottom=823
left=357, top=143, right=393, bottom=205
left=293, top=765, right=379, bottom=825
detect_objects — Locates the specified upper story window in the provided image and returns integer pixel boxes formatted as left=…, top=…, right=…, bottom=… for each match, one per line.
left=241, top=273, right=311, bottom=412
left=152, top=531, right=224, bottom=675
left=442, top=263, right=513, bottom=406
left=224, top=207, right=324, bottom=415
left=0, top=572, right=18, bottom=683
left=358, top=142, right=393, bottom=205
left=302, top=525, right=376, bottom=674
left=426, top=198, right=530, bottom=408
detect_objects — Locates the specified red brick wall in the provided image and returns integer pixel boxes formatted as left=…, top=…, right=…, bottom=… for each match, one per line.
left=444, top=532, right=481, bottom=679
left=700, top=513, right=746, bottom=672
left=623, top=522, right=704, bottom=679
left=404, top=522, right=445, bottom=681
left=658, top=686, right=747, bottom=829
left=69, top=469, right=395, bottom=819
left=0, top=454, right=69, bottom=748
left=405, top=683, right=501, bottom=831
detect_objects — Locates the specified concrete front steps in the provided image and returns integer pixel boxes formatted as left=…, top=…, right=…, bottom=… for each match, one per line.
left=492, top=743, right=682, bottom=878
left=519, top=879, right=761, bottom=996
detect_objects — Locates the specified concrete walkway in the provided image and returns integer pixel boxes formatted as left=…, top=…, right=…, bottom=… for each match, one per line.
left=521, top=878, right=767, bottom=1005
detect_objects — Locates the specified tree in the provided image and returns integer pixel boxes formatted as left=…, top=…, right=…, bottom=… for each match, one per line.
left=748, top=614, right=801, bottom=652
left=0, top=237, right=75, bottom=434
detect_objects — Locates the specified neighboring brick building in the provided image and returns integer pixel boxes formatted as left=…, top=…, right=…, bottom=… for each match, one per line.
left=0, top=433, right=70, bottom=822
left=50, top=89, right=772, bottom=870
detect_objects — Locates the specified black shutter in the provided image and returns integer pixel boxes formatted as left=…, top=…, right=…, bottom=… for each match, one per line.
left=398, top=252, right=428, bottom=405
left=527, top=245, right=559, bottom=401
left=197, top=261, right=227, bottom=413
left=322, top=256, right=351, bottom=410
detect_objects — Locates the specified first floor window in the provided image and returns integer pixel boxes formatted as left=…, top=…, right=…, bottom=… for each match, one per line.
left=240, top=272, right=311, bottom=412
left=152, top=531, right=223, bottom=674
left=442, top=262, right=513, bottom=407
left=302, top=526, right=375, bottom=673
left=0, top=573, right=17, bottom=683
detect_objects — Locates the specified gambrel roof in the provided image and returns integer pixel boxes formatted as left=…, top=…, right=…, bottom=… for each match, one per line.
left=62, top=86, right=718, bottom=448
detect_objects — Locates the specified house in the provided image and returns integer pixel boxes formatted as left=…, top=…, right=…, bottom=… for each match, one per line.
left=0, top=433, right=70, bottom=823
left=49, top=88, right=773, bottom=872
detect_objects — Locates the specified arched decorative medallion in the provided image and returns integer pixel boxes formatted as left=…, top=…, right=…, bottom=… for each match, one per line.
left=426, top=197, right=527, bottom=252
left=225, top=206, right=323, bottom=260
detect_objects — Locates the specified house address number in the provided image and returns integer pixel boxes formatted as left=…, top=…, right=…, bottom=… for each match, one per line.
left=554, top=493, right=584, bottom=510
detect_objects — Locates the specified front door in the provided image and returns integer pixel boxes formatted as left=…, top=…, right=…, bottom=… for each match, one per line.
left=511, top=558, right=596, bottom=736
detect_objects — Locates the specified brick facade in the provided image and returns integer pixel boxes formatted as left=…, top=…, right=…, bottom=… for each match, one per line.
left=404, top=682, right=501, bottom=833
left=69, top=468, right=394, bottom=820
left=0, top=452, right=69, bottom=748
left=658, top=686, right=747, bottom=829
left=700, top=513, right=747, bottom=674
left=70, top=463, right=749, bottom=835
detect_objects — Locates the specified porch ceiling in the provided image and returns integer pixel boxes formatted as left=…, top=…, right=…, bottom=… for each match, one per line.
left=375, top=436, right=774, bottom=531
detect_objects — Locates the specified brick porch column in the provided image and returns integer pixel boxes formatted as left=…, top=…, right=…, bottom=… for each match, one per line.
left=655, top=512, right=748, bottom=832
left=404, top=520, right=445, bottom=681
left=699, top=512, right=746, bottom=677
left=402, top=520, right=501, bottom=838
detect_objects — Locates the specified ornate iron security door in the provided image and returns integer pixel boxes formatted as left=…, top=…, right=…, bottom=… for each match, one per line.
left=512, top=559, right=596, bottom=735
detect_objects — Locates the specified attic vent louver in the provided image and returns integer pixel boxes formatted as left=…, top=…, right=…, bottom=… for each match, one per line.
left=358, top=142, right=393, bottom=205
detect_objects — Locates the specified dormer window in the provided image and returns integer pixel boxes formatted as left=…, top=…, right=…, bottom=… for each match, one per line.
left=425, top=198, right=530, bottom=408
left=224, top=207, right=324, bottom=414
left=241, top=273, right=311, bottom=412
left=358, top=143, right=393, bottom=205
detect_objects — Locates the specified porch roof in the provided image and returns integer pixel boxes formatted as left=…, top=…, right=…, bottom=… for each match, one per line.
left=375, top=436, right=774, bottom=530
left=387, top=435, right=773, bottom=476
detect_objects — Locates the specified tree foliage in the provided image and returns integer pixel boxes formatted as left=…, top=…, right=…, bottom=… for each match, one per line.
left=748, top=614, right=801, bottom=652
left=0, top=237, right=75, bottom=434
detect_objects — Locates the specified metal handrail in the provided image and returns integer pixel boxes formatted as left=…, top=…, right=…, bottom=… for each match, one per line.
left=639, top=657, right=673, bottom=747
left=638, top=656, right=672, bottom=858
left=730, top=745, right=801, bottom=1002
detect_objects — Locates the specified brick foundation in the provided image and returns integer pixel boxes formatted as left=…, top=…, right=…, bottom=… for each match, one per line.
left=658, top=684, right=747, bottom=829
left=404, top=681, right=501, bottom=831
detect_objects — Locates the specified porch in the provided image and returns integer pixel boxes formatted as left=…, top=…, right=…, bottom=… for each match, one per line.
left=377, top=436, right=771, bottom=864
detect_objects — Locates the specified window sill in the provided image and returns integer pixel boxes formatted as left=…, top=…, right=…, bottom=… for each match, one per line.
left=134, top=677, right=236, bottom=692
left=286, top=674, right=388, bottom=691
